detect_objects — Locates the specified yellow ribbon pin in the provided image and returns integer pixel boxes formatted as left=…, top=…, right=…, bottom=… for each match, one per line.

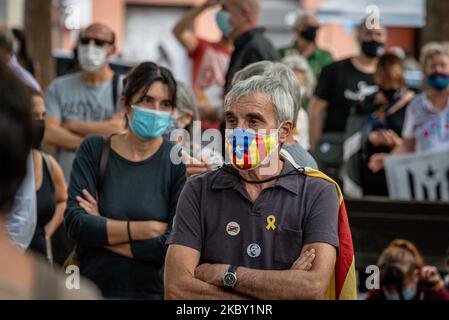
left=266, top=215, right=276, bottom=231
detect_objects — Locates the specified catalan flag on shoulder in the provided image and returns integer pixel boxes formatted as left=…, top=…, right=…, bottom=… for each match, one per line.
left=303, top=167, right=357, bottom=300
left=280, top=149, right=357, bottom=300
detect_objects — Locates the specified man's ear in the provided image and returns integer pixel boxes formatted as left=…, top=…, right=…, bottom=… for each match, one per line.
left=278, top=120, right=293, bottom=143
left=108, top=44, right=117, bottom=57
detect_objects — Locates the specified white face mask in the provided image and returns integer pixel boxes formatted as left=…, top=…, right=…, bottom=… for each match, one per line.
left=78, top=44, right=107, bottom=73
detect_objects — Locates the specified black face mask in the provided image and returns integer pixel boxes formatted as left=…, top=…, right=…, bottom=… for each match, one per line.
left=361, top=40, right=384, bottom=58
left=300, top=26, right=319, bottom=43
left=32, top=120, right=45, bottom=149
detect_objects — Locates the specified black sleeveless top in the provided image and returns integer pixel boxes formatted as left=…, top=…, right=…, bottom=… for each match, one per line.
left=29, top=154, right=56, bottom=256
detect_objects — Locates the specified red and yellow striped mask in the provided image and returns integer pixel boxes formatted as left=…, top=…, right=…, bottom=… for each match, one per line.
left=226, top=128, right=279, bottom=170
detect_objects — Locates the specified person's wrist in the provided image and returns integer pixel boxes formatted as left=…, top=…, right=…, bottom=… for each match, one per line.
left=223, top=264, right=238, bottom=289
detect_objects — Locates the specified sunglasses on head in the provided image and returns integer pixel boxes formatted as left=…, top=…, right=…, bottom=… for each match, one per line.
left=79, top=36, right=114, bottom=47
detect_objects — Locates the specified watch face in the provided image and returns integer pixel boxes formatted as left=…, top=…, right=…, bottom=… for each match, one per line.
left=224, top=273, right=236, bottom=287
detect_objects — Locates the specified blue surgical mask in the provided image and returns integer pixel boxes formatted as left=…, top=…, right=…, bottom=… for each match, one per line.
left=427, top=73, right=449, bottom=91
left=130, top=105, right=171, bottom=140
left=215, top=10, right=233, bottom=37
left=383, top=284, right=417, bottom=300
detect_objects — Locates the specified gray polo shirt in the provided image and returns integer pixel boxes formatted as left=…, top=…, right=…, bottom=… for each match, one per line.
left=167, top=160, right=339, bottom=270
left=45, top=72, right=123, bottom=182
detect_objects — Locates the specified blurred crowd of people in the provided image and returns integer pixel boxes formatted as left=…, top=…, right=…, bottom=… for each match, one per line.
left=1, top=0, right=449, bottom=300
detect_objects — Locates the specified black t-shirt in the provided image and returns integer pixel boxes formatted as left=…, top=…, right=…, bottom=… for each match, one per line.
left=65, top=136, right=186, bottom=299
left=224, top=28, right=279, bottom=95
left=315, top=58, right=378, bottom=132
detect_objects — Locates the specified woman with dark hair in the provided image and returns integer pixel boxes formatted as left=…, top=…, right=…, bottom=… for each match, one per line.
left=366, top=239, right=449, bottom=300
left=360, top=53, right=415, bottom=196
left=65, top=61, right=186, bottom=299
left=28, top=90, right=68, bottom=264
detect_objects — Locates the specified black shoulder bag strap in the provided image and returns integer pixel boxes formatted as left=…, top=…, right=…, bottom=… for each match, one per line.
left=97, top=136, right=112, bottom=195
left=69, top=136, right=112, bottom=265
left=111, top=72, right=120, bottom=113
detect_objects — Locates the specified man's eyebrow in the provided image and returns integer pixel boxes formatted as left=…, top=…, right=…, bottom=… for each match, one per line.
left=224, top=111, right=236, bottom=117
left=246, top=112, right=265, bottom=121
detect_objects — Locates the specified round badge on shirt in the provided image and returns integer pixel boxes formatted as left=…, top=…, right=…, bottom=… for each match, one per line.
left=247, top=243, right=261, bottom=258
left=226, top=222, right=240, bottom=236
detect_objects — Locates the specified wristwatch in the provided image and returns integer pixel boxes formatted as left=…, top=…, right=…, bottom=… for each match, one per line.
left=223, top=265, right=238, bottom=289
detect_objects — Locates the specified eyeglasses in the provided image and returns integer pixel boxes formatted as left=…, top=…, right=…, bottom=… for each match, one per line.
left=79, top=36, right=114, bottom=47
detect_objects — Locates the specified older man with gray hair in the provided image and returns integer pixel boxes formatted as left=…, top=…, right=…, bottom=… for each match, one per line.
left=165, top=75, right=340, bottom=300
left=232, top=60, right=317, bottom=168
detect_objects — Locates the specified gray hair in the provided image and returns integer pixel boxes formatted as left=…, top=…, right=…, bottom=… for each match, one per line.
left=281, top=55, right=316, bottom=99
left=420, top=41, right=449, bottom=67
left=232, top=61, right=301, bottom=127
left=176, top=81, right=200, bottom=122
left=225, top=75, right=294, bottom=126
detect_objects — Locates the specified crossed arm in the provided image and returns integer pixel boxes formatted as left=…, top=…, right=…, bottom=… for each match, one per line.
left=164, top=244, right=250, bottom=300
left=45, top=115, right=125, bottom=151
left=76, top=189, right=167, bottom=259
left=165, top=242, right=335, bottom=300
left=172, top=0, right=221, bottom=53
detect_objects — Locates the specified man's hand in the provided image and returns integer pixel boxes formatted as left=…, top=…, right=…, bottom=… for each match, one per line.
left=421, top=265, right=444, bottom=291
left=186, top=163, right=212, bottom=180
left=368, top=153, right=388, bottom=173
left=291, top=249, right=316, bottom=271
left=76, top=189, right=100, bottom=216
left=195, top=263, right=228, bottom=287
left=181, top=149, right=213, bottom=180
left=368, top=129, right=402, bottom=148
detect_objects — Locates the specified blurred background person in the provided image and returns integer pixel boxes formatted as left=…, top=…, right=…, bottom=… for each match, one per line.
left=44, top=23, right=125, bottom=182
left=359, top=53, right=415, bottom=196
left=309, top=19, right=387, bottom=182
left=279, top=12, right=333, bottom=78
left=0, top=60, right=98, bottom=299
left=0, top=24, right=38, bottom=251
left=222, top=0, right=279, bottom=95
left=282, top=54, right=317, bottom=150
left=173, top=0, right=233, bottom=130
left=165, top=81, right=224, bottom=169
left=65, top=62, right=186, bottom=299
left=0, top=24, right=40, bottom=92
left=369, top=42, right=449, bottom=173
left=11, top=28, right=40, bottom=80
left=164, top=81, right=200, bottom=143
left=366, top=239, right=449, bottom=300
left=28, top=90, right=68, bottom=265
